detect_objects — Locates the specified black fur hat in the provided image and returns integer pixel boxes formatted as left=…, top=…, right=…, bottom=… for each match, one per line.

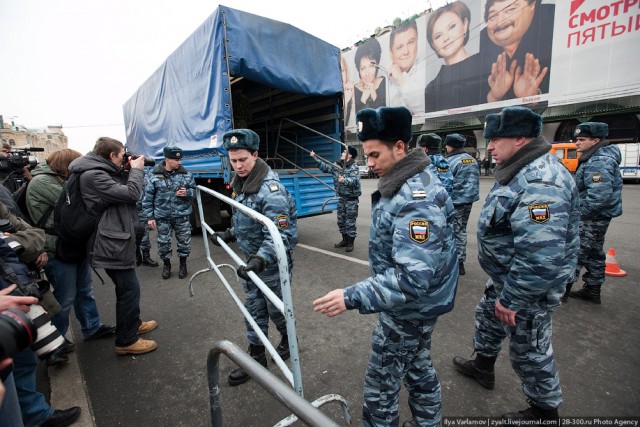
left=223, top=129, right=260, bottom=152
left=343, top=145, right=358, bottom=159
left=574, top=122, right=608, bottom=139
left=444, top=133, right=466, bottom=148
left=356, top=107, right=412, bottom=144
left=163, top=146, right=183, bottom=159
left=483, top=106, right=542, bottom=138
left=417, top=133, right=441, bottom=149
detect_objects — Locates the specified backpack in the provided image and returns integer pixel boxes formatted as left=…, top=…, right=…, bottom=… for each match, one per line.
left=53, top=171, right=103, bottom=262
left=13, top=174, right=57, bottom=231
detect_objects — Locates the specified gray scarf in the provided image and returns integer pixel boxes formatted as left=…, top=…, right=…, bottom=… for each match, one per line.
left=231, top=157, right=270, bottom=194
left=445, top=147, right=467, bottom=158
left=378, top=149, right=431, bottom=198
left=577, top=139, right=608, bottom=164
left=494, top=136, right=552, bottom=185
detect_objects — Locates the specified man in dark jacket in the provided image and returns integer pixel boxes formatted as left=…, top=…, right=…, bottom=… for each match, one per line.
left=69, top=137, right=158, bottom=356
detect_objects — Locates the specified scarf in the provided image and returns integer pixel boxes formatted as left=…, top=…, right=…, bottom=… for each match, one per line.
left=577, top=139, right=608, bottom=164
left=231, top=157, right=270, bottom=195
left=378, top=149, right=431, bottom=198
left=494, top=136, right=551, bottom=185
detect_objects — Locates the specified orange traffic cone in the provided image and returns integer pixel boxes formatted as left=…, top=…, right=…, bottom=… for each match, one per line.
left=605, top=247, right=626, bottom=277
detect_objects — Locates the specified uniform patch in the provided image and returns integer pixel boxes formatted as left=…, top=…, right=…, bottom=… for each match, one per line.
left=231, top=191, right=237, bottom=199
left=529, top=203, right=550, bottom=223
left=409, top=220, right=429, bottom=244
left=269, top=184, right=280, bottom=193
left=276, top=214, right=288, bottom=228
left=435, top=167, right=449, bottom=173
left=412, top=190, right=426, bottom=199
left=462, top=158, right=475, bottom=165
left=592, top=173, right=602, bottom=183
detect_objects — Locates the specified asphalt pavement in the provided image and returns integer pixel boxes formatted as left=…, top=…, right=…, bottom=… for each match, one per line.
left=43, top=175, right=640, bottom=426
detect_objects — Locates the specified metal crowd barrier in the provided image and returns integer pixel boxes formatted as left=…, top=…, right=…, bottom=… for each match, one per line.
left=190, top=185, right=351, bottom=426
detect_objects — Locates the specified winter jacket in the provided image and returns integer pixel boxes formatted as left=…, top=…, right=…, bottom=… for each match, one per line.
left=574, top=142, right=623, bottom=219
left=313, top=157, right=362, bottom=198
left=142, top=162, right=196, bottom=220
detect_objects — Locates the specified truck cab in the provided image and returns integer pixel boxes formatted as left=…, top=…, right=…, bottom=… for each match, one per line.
left=549, top=142, right=580, bottom=173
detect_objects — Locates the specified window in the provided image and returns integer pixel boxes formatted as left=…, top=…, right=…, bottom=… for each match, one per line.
left=568, top=149, right=578, bottom=159
left=9, top=139, right=15, bottom=146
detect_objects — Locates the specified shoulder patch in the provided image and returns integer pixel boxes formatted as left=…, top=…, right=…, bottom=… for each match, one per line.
left=461, top=158, right=475, bottom=165
left=591, top=173, right=602, bottom=183
left=269, top=183, right=280, bottom=193
left=529, top=203, right=550, bottom=223
left=231, top=191, right=237, bottom=199
left=412, top=190, right=427, bottom=199
left=435, top=167, right=449, bottom=173
left=409, top=220, right=429, bottom=244
left=276, top=214, right=288, bottom=228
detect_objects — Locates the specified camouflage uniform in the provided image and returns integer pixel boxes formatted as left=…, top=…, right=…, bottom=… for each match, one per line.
left=142, top=163, right=196, bottom=260
left=573, top=143, right=622, bottom=287
left=343, top=151, right=458, bottom=427
left=427, top=154, right=453, bottom=195
left=447, top=150, right=480, bottom=263
left=230, top=162, right=298, bottom=345
left=137, top=173, right=152, bottom=253
left=474, top=150, right=580, bottom=410
left=313, top=156, right=361, bottom=238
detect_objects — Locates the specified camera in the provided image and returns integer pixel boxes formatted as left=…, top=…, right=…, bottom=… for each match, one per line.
left=0, top=308, right=37, bottom=359
left=123, top=150, right=155, bottom=167
left=0, top=147, right=44, bottom=193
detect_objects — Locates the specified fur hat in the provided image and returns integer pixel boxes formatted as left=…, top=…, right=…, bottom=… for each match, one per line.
left=444, top=133, right=466, bottom=148
left=163, top=146, right=183, bottom=159
left=417, top=133, right=441, bottom=149
left=222, top=129, right=260, bottom=152
left=574, top=122, right=608, bottom=139
left=343, top=146, right=358, bottom=159
left=483, top=106, right=542, bottom=138
left=356, top=107, right=412, bottom=144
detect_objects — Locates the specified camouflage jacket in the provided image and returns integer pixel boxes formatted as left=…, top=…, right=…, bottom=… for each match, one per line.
left=447, top=150, right=480, bottom=205
left=428, top=154, right=453, bottom=195
left=230, top=159, right=297, bottom=266
left=142, top=163, right=196, bottom=220
left=478, top=152, right=580, bottom=310
left=574, top=142, right=622, bottom=219
left=343, top=149, right=458, bottom=320
left=313, top=157, right=361, bottom=198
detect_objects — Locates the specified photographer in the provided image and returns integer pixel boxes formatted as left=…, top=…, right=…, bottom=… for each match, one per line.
left=0, top=143, right=35, bottom=195
left=0, top=234, right=81, bottom=427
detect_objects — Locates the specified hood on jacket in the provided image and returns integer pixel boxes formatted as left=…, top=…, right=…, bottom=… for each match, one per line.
left=69, top=152, right=122, bottom=175
left=31, top=161, right=63, bottom=179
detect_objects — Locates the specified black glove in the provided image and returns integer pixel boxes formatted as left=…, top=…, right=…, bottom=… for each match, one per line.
left=211, top=229, right=235, bottom=247
left=237, top=255, right=265, bottom=281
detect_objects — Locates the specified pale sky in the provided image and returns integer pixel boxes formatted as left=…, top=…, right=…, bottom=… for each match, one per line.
left=0, top=0, right=445, bottom=154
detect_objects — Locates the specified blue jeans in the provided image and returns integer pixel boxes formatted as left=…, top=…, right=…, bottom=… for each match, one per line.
left=45, top=258, right=103, bottom=338
left=13, top=349, right=53, bottom=426
left=0, top=372, right=25, bottom=427
left=104, top=269, right=142, bottom=347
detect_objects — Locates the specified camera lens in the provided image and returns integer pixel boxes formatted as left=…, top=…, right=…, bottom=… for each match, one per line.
left=0, top=308, right=37, bottom=360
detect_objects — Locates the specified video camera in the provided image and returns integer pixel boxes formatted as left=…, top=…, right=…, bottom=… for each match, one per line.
left=123, top=149, right=155, bottom=168
left=0, top=147, right=44, bottom=192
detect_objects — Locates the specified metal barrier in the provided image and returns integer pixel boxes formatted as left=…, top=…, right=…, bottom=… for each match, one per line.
left=191, top=185, right=351, bottom=425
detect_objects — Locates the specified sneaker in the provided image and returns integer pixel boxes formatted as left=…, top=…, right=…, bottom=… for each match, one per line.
left=84, top=324, right=116, bottom=341
left=115, top=338, right=158, bottom=356
left=137, top=320, right=158, bottom=334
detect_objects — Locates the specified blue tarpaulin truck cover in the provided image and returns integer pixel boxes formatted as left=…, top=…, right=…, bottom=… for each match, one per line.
left=123, top=5, right=343, bottom=158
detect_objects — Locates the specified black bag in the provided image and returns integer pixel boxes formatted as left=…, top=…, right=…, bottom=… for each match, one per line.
left=13, top=174, right=56, bottom=230
left=54, top=172, right=102, bottom=262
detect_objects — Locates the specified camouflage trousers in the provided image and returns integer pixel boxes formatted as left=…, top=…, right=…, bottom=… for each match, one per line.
left=453, top=203, right=473, bottom=262
left=575, top=217, right=611, bottom=287
left=242, top=259, right=293, bottom=346
left=337, top=197, right=359, bottom=238
left=137, top=217, right=151, bottom=253
left=156, top=217, right=191, bottom=260
left=472, top=281, right=562, bottom=409
left=363, top=313, right=441, bottom=427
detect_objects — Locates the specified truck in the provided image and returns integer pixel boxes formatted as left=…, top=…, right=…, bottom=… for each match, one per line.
left=549, top=142, right=579, bottom=173
left=123, top=5, right=346, bottom=228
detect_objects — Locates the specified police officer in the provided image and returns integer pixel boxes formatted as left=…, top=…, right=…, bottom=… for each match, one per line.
left=212, top=129, right=297, bottom=386
left=136, top=172, right=159, bottom=267
left=309, top=145, right=361, bottom=252
left=142, top=146, right=196, bottom=280
left=564, top=122, right=622, bottom=304
left=444, top=133, right=480, bottom=275
left=416, top=133, right=453, bottom=194
left=314, top=107, right=458, bottom=427
left=452, top=106, right=580, bottom=422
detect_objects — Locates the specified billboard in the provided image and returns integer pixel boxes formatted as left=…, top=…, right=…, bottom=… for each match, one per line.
left=340, top=0, right=640, bottom=131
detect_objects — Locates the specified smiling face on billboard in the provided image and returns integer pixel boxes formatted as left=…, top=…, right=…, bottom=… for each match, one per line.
left=486, top=0, right=536, bottom=54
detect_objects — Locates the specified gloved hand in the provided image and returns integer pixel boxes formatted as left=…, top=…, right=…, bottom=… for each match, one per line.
left=211, top=229, right=235, bottom=247
left=237, top=255, right=266, bottom=281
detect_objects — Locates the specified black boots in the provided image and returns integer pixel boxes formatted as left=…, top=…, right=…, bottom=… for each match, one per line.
left=228, top=344, right=267, bottom=386
left=275, top=335, right=290, bottom=361
left=334, top=234, right=348, bottom=248
left=569, top=283, right=601, bottom=304
left=162, top=260, right=171, bottom=280
left=502, top=401, right=559, bottom=425
left=178, top=257, right=188, bottom=279
left=452, top=353, right=497, bottom=389
left=561, top=283, right=573, bottom=303
left=458, top=261, right=466, bottom=275
left=142, top=251, right=159, bottom=267
left=345, top=236, right=355, bottom=253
